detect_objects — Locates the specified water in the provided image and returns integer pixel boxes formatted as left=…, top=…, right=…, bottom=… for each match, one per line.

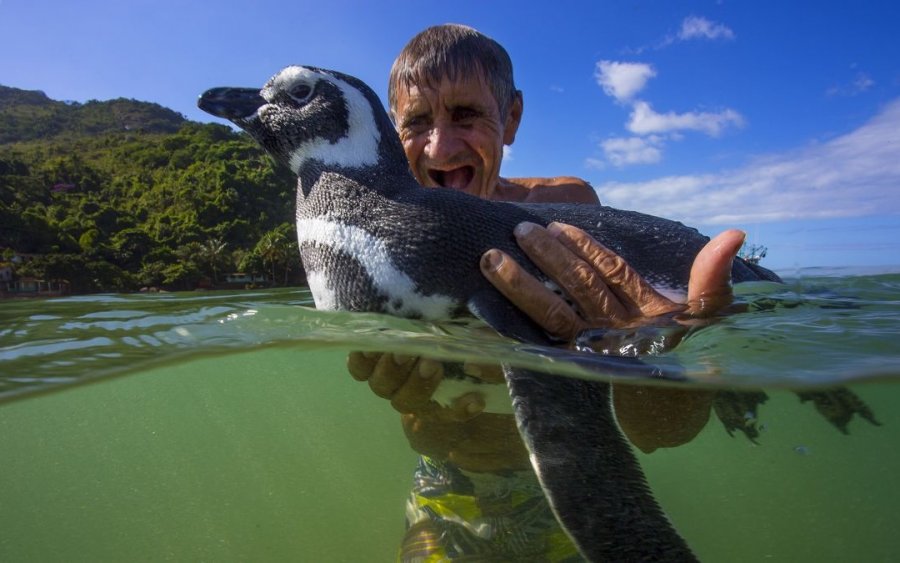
left=1, top=272, right=899, bottom=561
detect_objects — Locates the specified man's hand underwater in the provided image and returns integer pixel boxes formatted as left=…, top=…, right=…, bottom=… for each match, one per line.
left=347, top=352, right=529, bottom=472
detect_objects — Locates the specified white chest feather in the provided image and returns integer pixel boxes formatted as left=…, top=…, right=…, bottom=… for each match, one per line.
left=296, top=217, right=457, bottom=319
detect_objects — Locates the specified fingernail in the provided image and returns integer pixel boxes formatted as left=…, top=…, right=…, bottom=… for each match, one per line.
left=514, top=221, right=537, bottom=237
left=392, top=354, right=412, bottom=366
left=466, top=399, right=484, bottom=415
left=481, top=249, right=504, bottom=272
left=418, top=359, right=440, bottom=379
left=362, top=351, right=379, bottom=359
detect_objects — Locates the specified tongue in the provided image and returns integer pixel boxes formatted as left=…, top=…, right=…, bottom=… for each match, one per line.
left=442, top=167, right=473, bottom=191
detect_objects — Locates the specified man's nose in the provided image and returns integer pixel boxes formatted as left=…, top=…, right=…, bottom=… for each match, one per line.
left=424, top=122, right=462, bottom=162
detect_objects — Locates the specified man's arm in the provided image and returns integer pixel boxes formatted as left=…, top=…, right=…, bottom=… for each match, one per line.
left=493, top=176, right=601, bottom=203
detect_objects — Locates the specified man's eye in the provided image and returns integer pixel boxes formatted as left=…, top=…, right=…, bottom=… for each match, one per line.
left=402, top=116, right=429, bottom=132
left=453, top=107, right=479, bottom=122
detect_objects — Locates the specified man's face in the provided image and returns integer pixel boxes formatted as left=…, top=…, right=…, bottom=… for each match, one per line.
left=393, top=73, right=520, bottom=200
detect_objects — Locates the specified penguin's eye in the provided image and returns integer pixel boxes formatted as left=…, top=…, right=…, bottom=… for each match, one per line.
left=289, top=83, right=313, bottom=102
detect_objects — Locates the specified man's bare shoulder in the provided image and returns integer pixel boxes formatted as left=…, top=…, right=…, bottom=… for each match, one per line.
left=496, top=176, right=600, bottom=204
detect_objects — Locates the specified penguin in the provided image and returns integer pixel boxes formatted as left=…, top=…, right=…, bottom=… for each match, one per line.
left=198, top=65, right=780, bottom=562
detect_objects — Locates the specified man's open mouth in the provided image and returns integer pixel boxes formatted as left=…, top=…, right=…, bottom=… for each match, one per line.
left=428, top=166, right=475, bottom=191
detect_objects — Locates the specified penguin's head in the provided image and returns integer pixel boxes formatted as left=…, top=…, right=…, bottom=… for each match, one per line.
left=199, top=65, right=400, bottom=176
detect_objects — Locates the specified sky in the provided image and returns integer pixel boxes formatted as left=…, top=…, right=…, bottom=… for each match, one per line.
left=1, top=0, right=898, bottom=272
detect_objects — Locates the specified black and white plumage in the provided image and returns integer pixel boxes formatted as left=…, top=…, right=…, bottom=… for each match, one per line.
left=199, top=65, right=780, bottom=562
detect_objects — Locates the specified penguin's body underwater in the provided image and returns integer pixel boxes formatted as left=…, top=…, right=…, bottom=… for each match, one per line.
left=199, top=65, right=780, bottom=561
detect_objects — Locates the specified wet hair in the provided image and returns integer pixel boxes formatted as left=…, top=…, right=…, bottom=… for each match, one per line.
left=388, top=24, right=519, bottom=121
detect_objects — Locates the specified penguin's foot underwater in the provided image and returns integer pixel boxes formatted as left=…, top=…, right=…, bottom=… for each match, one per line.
left=713, top=387, right=880, bottom=443
left=577, top=324, right=881, bottom=441
left=796, top=388, right=882, bottom=434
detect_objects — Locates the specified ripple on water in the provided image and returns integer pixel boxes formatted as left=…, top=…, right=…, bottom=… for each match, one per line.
left=1, top=277, right=899, bottom=402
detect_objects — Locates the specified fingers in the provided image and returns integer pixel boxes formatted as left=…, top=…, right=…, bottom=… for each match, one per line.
left=347, top=351, right=380, bottom=381
left=390, top=358, right=443, bottom=414
left=461, top=361, right=505, bottom=384
left=346, top=352, right=444, bottom=414
left=483, top=221, right=681, bottom=339
left=547, top=222, right=679, bottom=318
left=513, top=222, right=631, bottom=326
left=481, top=247, right=586, bottom=341
left=367, top=353, right=415, bottom=398
left=687, top=229, right=744, bottom=316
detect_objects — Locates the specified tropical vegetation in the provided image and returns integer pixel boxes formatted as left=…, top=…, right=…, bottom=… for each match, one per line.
left=0, top=84, right=302, bottom=293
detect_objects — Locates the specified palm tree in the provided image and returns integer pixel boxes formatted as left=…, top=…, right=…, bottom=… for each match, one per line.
left=256, top=230, right=287, bottom=285
left=200, top=237, right=227, bottom=284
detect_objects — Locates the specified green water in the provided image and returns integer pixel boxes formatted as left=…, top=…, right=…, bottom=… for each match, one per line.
left=0, top=347, right=416, bottom=562
left=1, top=275, right=899, bottom=561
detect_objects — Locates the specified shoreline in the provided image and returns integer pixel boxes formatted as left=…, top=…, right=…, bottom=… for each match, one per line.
left=0, top=283, right=308, bottom=300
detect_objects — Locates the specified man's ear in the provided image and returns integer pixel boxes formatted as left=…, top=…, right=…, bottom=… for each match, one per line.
left=503, top=90, right=523, bottom=146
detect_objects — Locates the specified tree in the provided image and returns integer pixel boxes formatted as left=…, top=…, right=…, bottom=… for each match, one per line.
left=200, top=237, right=228, bottom=284
left=0, top=88, right=297, bottom=294
left=254, top=223, right=297, bottom=285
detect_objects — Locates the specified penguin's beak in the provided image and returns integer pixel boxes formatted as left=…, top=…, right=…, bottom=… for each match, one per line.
left=198, top=87, right=266, bottom=120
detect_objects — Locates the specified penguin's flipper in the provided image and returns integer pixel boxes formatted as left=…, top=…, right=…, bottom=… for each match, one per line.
left=503, top=366, right=697, bottom=561
left=466, top=288, right=551, bottom=344
left=466, top=290, right=697, bottom=561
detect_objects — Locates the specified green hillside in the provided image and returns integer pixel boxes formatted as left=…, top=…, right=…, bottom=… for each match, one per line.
left=0, top=85, right=300, bottom=293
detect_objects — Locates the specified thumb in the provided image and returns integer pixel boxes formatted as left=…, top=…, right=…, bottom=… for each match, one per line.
left=687, top=229, right=746, bottom=316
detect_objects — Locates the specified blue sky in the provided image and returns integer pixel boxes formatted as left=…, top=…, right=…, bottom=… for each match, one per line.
left=2, top=1, right=898, bottom=271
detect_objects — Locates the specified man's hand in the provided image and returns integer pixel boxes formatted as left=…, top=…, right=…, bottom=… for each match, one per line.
left=480, top=222, right=746, bottom=336
left=347, top=352, right=499, bottom=420
left=346, top=352, right=530, bottom=472
left=480, top=222, right=745, bottom=452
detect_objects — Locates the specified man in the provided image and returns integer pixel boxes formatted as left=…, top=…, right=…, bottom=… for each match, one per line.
left=348, top=24, right=740, bottom=560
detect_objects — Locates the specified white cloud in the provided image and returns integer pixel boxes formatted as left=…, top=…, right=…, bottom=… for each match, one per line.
left=593, top=48, right=743, bottom=167
left=627, top=101, right=745, bottom=137
left=600, top=136, right=664, bottom=167
left=585, top=157, right=606, bottom=170
left=502, top=145, right=513, bottom=161
left=678, top=16, right=735, bottom=41
left=595, top=61, right=656, bottom=103
left=827, top=72, right=875, bottom=97
left=596, top=98, right=900, bottom=225
left=630, top=15, right=736, bottom=53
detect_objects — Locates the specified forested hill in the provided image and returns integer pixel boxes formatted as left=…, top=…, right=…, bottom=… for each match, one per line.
left=0, top=84, right=301, bottom=294
left=0, top=85, right=186, bottom=144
